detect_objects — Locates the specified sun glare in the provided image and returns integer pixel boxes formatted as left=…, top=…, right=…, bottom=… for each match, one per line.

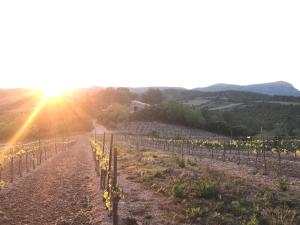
left=42, top=86, right=67, bottom=98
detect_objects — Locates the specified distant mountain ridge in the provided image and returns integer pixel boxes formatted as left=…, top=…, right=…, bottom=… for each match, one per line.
left=193, top=81, right=300, bottom=96
left=129, top=87, right=185, bottom=94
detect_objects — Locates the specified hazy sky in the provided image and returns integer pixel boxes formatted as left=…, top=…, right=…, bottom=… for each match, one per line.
left=1, top=1, right=300, bottom=90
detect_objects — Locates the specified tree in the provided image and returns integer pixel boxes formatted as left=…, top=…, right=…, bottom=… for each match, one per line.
left=142, top=88, right=164, bottom=104
left=184, top=107, right=205, bottom=127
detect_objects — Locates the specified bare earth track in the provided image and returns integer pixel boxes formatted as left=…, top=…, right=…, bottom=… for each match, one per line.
left=0, top=134, right=109, bottom=225
left=0, top=132, right=170, bottom=225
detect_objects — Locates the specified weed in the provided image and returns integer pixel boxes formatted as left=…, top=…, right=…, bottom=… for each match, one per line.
left=229, top=201, right=242, bottom=215
left=185, top=207, right=208, bottom=220
left=275, top=177, right=288, bottom=191
left=186, top=158, right=196, bottom=166
left=193, top=179, right=219, bottom=199
left=176, top=158, right=186, bottom=168
left=246, top=214, right=259, bottom=225
left=172, top=184, right=185, bottom=198
left=153, top=170, right=163, bottom=178
left=262, top=190, right=277, bottom=207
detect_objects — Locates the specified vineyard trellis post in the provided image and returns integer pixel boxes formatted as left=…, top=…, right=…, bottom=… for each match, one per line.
left=55, top=136, right=57, bottom=154
left=107, top=133, right=114, bottom=196
left=181, top=140, right=184, bottom=161
left=100, top=132, right=106, bottom=189
left=237, top=143, right=241, bottom=165
left=10, top=148, right=14, bottom=183
left=0, top=164, right=2, bottom=182
left=44, top=143, right=47, bottom=161
left=262, top=138, right=267, bottom=174
left=102, top=132, right=106, bottom=156
left=112, top=147, right=118, bottom=225
left=39, top=138, right=42, bottom=165
left=18, top=153, right=22, bottom=177
left=277, top=146, right=282, bottom=176
left=25, top=146, right=29, bottom=173
left=95, top=132, right=100, bottom=177
left=32, top=151, right=36, bottom=170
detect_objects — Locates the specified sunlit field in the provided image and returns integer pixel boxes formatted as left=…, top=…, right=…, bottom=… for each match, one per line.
left=0, top=86, right=299, bottom=225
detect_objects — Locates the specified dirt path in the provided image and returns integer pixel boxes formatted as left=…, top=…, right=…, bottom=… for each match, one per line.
left=0, top=134, right=110, bottom=225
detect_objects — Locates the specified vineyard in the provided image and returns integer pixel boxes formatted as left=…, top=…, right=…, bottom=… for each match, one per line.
left=110, top=123, right=300, bottom=225
left=117, top=121, right=217, bottom=138
left=80, top=121, right=299, bottom=224
left=0, top=137, right=76, bottom=189
left=117, top=122, right=300, bottom=179
left=90, top=133, right=122, bottom=225
left=0, top=122, right=299, bottom=225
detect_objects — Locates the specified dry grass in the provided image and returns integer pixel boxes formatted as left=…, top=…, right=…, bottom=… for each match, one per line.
left=117, top=144, right=300, bottom=225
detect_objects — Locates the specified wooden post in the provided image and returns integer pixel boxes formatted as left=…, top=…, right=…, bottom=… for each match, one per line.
left=55, top=137, right=57, bottom=154
left=263, top=142, right=267, bottom=174
left=277, top=150, right=281, bottom=176
left=223, top=142, right=226, bottom=162
left=0, top=164, right=2, bottom=181
left=247, top=140, right=250, bottom=164
left=100, top=132, right=106, bottom=185
left=94, top=137, right=100, bottom=177
left=18, top=155, right=22, bottom=177
left=102, top=132, right=106, bottom=156
left=26, top=148, right=29, bottom=173
left=112, top=147, right=118, bottom=225
left=32, top=152, right=36, bottom=170
left=261, top=129, right=267, bottom=174
left=44, top=144, right=47, bottom=160
left=10, top=148, right=14, bottom=183
left=107, top=134, right=114, bottom=194
left=237, top=147, right=241, bottom=165
left=181, top=140, right=184, bottom=161
left=39, top=139, right=42, bottom=165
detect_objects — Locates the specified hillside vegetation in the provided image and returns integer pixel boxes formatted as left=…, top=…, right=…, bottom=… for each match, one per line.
left=1, top=86, right=300, bottom=141
left=97, top=88, right=300, bottom=137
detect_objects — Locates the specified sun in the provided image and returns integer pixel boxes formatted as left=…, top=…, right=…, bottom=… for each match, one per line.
left=42, top=86, right=68, bottom=98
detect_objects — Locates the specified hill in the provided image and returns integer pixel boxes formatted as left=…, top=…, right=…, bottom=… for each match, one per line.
left=193, top=81, right=300, bottom=96
left=128, top=86, right=186, bottom=94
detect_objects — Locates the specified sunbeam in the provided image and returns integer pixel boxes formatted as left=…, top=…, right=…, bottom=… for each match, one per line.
left=4, top=96, right=48, bottom=150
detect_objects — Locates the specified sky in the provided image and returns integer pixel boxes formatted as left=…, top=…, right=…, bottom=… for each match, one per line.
left=0, top=1, right=300, bottom=90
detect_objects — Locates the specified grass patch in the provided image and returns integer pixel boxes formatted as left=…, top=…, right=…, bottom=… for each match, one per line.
left=192, top=179, right=219, bottom=199
left=172, top=184, right=185, bottom=198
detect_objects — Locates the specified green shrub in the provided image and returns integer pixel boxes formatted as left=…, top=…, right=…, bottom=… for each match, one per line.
left=229, top=201, right=244, bottom=215
left=174, top=156, right=186, bottom=168
left=193, top=180, right=219, bottom=199
left=177, top=158, right=186, bottom=168
left=172, top=184, right=185, bottom=198
left=187, top=158, right=196, bottom=166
